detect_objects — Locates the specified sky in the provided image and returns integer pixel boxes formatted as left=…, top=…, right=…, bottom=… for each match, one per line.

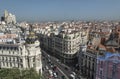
left=0, top=0, right=120, bottom=22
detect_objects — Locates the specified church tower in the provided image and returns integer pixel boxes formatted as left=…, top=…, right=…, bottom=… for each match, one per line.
left=4, top=10, right=8, bottom=18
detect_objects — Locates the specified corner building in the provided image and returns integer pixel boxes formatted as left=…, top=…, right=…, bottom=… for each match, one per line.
left=39, top=24, right=89, bottom=65
left=54, top=30, right=80, bottom=65
left=0, top=32, right=42, bottom=74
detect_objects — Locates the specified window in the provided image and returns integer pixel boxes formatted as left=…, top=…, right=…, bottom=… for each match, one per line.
left=20, top=59, right=22, bottom=62
left=92, top=63, right=94, bottom=71
left=2, top=57, right=4, bottom=61
left=33, top=57, right=35, bottom=62
left=11, top=47, right=13, bottom=50
left=101, top=61, right=103, bottom=68
left=89, top=57, right=91, bottom=60
left=17, top=58, right=19, bottom=62
left=86, top=56, right=87, bottom=59
left=3, top=62, right=5, bottom=66
left=14, top=47, right=17, bottom=50
left=21, top=64, right=23, bottom=68
left=9, top=51, right=11, bottom=54
left=99, top=70, right=102, bottom=76
left=21, top=52, right=22, bottom=55
left=13, top=57, right=15, bottom=61
left=7, top=47, right=9, bottom=50
left=89, top=61, right=90, bottom=69
left=6, top=57, right=7, bottom=61
left=6, top=62, right=8, bottom=67
left=33, top=63, right=35, bottom=67
left=3, top=47, right=5, bottom=50
left=10, top=63, right=12, bottom=67
left=9, top=57, right=11, bottom=61
left=82, top=54, right=84, bottom=57
left=93, top=59, right=95, bottom=62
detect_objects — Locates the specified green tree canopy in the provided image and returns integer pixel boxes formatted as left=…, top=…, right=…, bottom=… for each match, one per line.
left=0, top=68, right=41, bottom=79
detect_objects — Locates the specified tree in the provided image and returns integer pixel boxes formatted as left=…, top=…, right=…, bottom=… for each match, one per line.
left=0, top=68, right=41, bottom=79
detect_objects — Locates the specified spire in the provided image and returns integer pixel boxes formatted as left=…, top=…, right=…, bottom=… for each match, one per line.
left=4, top=10, right=8, bottom=18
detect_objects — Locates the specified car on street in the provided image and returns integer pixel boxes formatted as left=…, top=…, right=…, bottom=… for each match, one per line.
left=56, top=59, right=59, bottom=62
left=47, top=59, right=51, bottom=64
left=46, top=66, right=49, bottom=70
left=53, top=72, right=58, bottom=78
left=50, top=65, right=53, bottom=68
left=48, top=70, right=53, bottom=77
left=52, top=66, right=58, bottom=71
left=69, top=74, right=75, bottom=79
left=72, top=72, right=76, bottom=76
left=48, top=55, right=50, bottom=57
left=64, top=67, right=68, bottom=70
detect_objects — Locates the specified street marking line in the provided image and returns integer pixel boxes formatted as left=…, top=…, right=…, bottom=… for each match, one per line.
left=57, top=67, right=69, bottom=79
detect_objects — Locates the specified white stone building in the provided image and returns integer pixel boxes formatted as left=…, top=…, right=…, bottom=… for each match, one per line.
left=0, top=32, right=42, bottom=74
left=39, top=22, right=89, bottom=65
left=2, top=10, right=16, bottom=24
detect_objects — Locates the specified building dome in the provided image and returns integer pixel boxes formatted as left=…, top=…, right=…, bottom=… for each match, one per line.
left=26, top=31, right=38, bottom=44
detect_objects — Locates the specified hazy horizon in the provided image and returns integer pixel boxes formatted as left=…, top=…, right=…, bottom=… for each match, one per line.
left=0, top=0, right=120, bottom=22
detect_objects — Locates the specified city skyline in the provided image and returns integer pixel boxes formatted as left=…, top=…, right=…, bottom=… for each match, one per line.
left=0, top=0, right=120, bottom=22
left=0, top=6, right=120, bottom=79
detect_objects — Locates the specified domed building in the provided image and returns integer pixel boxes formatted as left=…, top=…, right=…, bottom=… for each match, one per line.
left=0, top=31, right=42, bottom=74
left=24, top=31, right=42, bottom=74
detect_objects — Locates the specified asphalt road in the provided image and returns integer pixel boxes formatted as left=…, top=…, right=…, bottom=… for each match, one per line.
left=41, top=50, right=76, bottom=79
left=42, top=50, right=68, bottom=79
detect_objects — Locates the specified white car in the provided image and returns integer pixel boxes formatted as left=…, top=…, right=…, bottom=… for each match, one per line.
left=56, top=59, right=59, bottom=62
left=70, top=74, right=75, bottom=79
left=48, top=55, right=50, bottom=57
left=46, top=66, right=49, bottom=70
left=48, top=70, right=53, bottom=77
left=72, top=72, right=76, bottom=75
left=53, top=72, right=57, bottom=78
